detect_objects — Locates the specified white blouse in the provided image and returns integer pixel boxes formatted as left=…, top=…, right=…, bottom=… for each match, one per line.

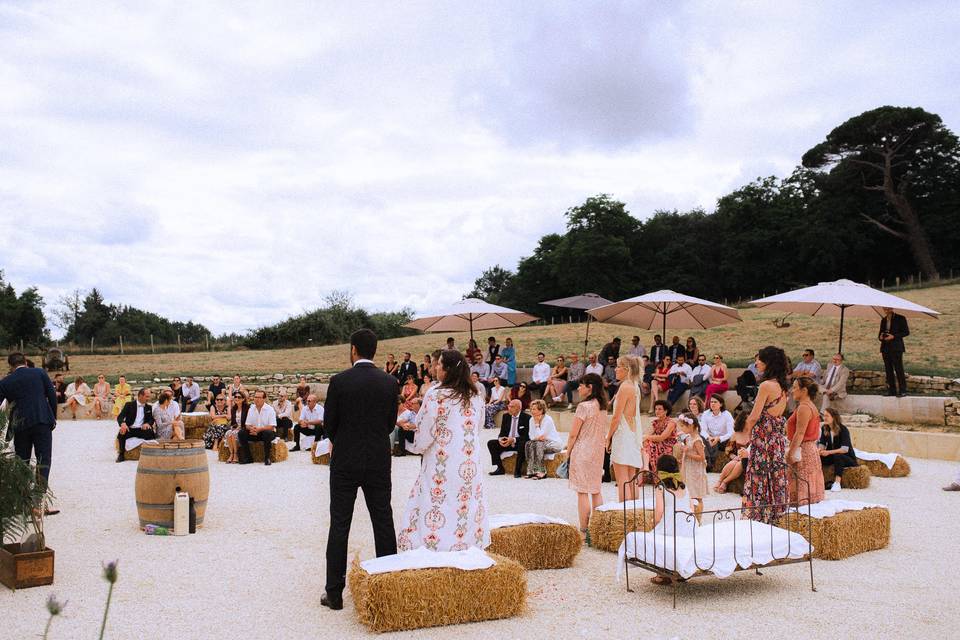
left=529, top=415, right=562, bottom=448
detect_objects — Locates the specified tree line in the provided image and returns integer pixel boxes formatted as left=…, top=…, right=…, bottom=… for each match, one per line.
left=467, top=106, right=960, bottom=315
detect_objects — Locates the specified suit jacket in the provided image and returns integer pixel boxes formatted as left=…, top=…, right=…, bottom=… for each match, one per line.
left=497, top=411, right=531, bottom=444
left=117, top=400, right=155, bottom=429
left=324, top=361, right=400, bottom=473
left=649, top=344, right=667, bottom=364
left=0, top=366, right=57, bottom=431
left=396, top=361, right=418, bottom=383
left=667, top=343, right=685, bottom=362
left=879, top=313, right=909, bottom=354
left=822, top=364, right=850, bottom=399
left=486, top=343, right=500, bottom=365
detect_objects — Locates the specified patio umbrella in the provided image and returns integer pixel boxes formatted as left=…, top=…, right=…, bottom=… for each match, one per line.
left=404, top=298, right=539, bottom=341
left=749, top=278, right=940, bottom=353
left=540, top=293, right=614, bottom=357
left=587, top=290, right=743, bottom=340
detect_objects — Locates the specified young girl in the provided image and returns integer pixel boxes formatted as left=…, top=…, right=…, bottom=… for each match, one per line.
left=650, top=454, right=695, bottom=585
left=713, top=412, right=751, bottom=493
left=677, top=413, right=708, bottom=518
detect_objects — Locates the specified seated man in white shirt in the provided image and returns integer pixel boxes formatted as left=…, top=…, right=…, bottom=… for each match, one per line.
left=393, top=397, right=420, bottom=457
left=627, top=335, right=645, bottom=358
left=291, top=393, right=324, bottom=451
left=180, top=376, right=202, bottom=413
left=698, top=394, right=735, bottom=468
left=238, top=390, right=278, bottom=465
left=527, top=352, right=551, bottom=398
left=666, top=354, right=694, bottom=406
left=584, top=353, right=604, bottom=377
left=273, top=390, right=294, bottom=440
left=689, top=354, right=711, bottom=399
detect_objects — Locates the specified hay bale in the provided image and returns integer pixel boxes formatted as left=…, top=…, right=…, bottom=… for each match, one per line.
left=218, top=439, right=288, bottom=463
left=778, top=507, right=890, bottom=560
left=348, top=553, right=526, bottom=633
left=588, top=507, right=656, bottom=553
left=487, top=523, right=581, bottom=569
left=501, top=452, right=567, bottom=478
left=823, top=463, right=871, bottom=489
left=311, top=441, right=330, bottom=465
left=860, top=456, right=910, bottom=478
left=114, top=438, right=142, bottom=461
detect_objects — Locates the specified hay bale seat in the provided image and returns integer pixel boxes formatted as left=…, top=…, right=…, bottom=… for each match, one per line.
left=860, top=456, right=911, bottom=478
left=182, top=413, right=211, bottom=440
left=217, top=439, right=288, bottom=463
left=487, top=523, right=582, bottom=569
left=823, top=463, right=871, bottom=489
left=710, top=450, right=731, bottom=474
left=114, top=438, right=142, bottom=461
left=588, top=506, right=657, bottom=553
left=778, top=507, right=891, bottom=560
left=500, top=451, right=567, bottom=478
left=348, top=553, right=526, bottom=633
left=311, top=441, right=330, bottom=465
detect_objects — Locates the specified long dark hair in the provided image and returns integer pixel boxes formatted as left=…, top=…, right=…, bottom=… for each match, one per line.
left=656, top=454, right=685, bottom=490
left=757, top=346, right=789, bottom=391
left=438, top=349, right=477, bottom=407
left=579, top=373, right=607, bottom=411
left=793, top=376, right=818, bottom=402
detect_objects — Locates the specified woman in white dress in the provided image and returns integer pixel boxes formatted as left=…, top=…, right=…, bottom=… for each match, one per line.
left=606, top=356, right=644, bottom=501
left=65, top=376, right=91, bottom=420
left=398, top=350, right=490, bottom=552
left=153, top=390, right=184, bottom=440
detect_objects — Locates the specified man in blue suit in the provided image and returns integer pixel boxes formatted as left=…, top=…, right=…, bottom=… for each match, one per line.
left=0, top=352, right=58, bottom=513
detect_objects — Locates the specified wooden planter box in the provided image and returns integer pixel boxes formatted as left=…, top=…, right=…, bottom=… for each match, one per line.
left=0, top=543, right=55, bottom=589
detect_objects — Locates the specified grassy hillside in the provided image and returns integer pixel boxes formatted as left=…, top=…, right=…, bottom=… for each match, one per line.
left=58, top=283, right=958, bottom=380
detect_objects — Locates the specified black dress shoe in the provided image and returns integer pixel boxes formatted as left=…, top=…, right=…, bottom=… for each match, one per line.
left=321, top=593, right=343, bottom=610
left=116, top=452, right=125, bottom=463
left=897, top=392, right=907, bottom=398
left=264, top=457, right=272, bottom=466
left=489, top=468, right=505, bottom=476
left=290, top=445, right=301, bottom=452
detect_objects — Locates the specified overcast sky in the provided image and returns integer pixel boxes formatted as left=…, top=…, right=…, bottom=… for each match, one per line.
left=2, top=1, right=958, bottom=337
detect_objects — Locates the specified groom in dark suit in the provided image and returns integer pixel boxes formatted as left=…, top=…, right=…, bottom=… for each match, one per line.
left=322, top=329, right=400, bottom=610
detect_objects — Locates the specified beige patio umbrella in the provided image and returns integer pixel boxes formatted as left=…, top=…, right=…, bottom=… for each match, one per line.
left=540, top=293, right=614, bottom=358
left=749, top=278, right=940, bottom=352
left=587, top=289, right=743, bottom=338
left=404, top=298, right=539, bottom=341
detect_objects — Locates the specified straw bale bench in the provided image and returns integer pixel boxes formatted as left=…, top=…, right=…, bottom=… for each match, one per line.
left=860, top=456, right=910, bottom=478
left=348, top=553, right=526, bottom=632
left=500, top=450, right=567, bottom=478
left=57, top=403, right=100, bottom=420
left=487, top=522, right=581, bottom=569
left=182, top=412, right=211, bottom=441
left=778, top=507, right=891, bottom=560
left=311, top=441, right=330, bottom=465
left=113, top=438, right=142, bottom=461
left=823, top=463, right=871, bottom=489
left=218, top=439, right=288, bottom=463
left=588, top=505, right=657, bottom=553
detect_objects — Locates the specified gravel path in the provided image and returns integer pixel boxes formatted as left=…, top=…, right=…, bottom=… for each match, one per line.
left=3, top=419, right=958, bottom=639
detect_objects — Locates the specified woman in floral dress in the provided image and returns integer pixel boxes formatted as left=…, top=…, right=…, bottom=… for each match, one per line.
left=643, top=400, right=678, bottom=484
left=568, top=373, right=608, bottom=539
left=742, top=346, right=790, bottom=524
left=398, top=350, right=489, bottom=552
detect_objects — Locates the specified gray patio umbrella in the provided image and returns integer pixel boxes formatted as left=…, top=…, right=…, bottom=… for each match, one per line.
left=587, top=290, right=743, bottom=339
left=540, top=293, right=614, bottom=357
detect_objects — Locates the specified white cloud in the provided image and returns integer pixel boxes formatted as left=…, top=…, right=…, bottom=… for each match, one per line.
left=0, top=0, right=958, bottom=337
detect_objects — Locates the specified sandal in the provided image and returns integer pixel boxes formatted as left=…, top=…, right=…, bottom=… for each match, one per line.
left=715, top=482, right=727, bottom=493
left=534, top=473, right=546, bottom=480
left=650, top=576, right=671, bottom=586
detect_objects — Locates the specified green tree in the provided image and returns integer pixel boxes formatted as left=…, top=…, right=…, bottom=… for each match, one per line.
left=465, top=265, right=514, bottom=304
left=0, top=271, right=48, bottom=349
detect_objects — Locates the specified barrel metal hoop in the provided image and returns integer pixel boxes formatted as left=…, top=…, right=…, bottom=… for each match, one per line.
left=140, top=447, right=205, bottom=457
left=135, top=500, right=208, bottom=510
left=136, top=466, right=209, bottom=475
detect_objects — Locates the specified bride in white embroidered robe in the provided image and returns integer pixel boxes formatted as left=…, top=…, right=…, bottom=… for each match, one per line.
left=397, top=359, right=490, bottom=552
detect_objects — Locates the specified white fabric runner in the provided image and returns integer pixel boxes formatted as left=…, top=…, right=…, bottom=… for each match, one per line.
left=595, top=498, right=655, bottom=512
left=500, top=450, right=562, bottom=460
left=182, top=411, right=208, bottom=417
left=855, top=450, right=900, bottom=469
left=489, top=513, right=570, bottom=529
left=125, top=437, right=157, bottom=451
left=788, top=499, right=886, bottom=519
left=314, top=439, right=331, bottom=456
left=360, top=546, right=494, bottom=574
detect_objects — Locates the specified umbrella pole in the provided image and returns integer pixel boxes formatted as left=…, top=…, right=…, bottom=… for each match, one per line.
left=584, top=316, right=592, bottom=359
left=838, top=306, right=845, bottom=354
left=662, top=309, right=666, bottom=343
left=470, top=317, right=474, bottom=343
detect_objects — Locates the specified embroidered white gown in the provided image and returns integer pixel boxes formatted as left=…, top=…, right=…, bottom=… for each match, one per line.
left=398, top=386, right=490, bottom=552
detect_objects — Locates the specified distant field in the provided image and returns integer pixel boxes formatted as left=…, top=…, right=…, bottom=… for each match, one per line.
left=57, top=284, right=959, bottom=380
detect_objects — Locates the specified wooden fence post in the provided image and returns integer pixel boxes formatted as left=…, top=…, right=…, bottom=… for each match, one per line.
left=150, top=334, right=155, bottom=354
left=90, top=337, right=94, bottom=353
left=177, top=333, right=181, bottom=352
left=119, top=335, right=124, bottom=355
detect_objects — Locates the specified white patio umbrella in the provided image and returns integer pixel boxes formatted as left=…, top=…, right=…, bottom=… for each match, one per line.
left=587, top=290, right=743, bottom=339
left=749, top=278, right=940, bottom=353
left=404, top=298, right=539, bottom=341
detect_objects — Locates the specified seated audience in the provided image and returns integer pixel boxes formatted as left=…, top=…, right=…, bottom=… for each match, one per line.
left=53, top=373, right=66, bottom=404
left=787, top=377, right=824, bottom=505
left=445, top=336, right=456, bottom=352
left=685, top=336, right=700, bottom=365
left=486, top=336, right=501, bottom=367
left=584, top=352, right=604, bottom=377
left=384, top=353, right=398, bottom=377
left=65, top=376, right=91, bottom=419
left=627, top=335, right=645, bottom=358
left=704, top=354, right=729, bottom=402
left=294, top=375, right=310, bottom=410
left=650, top=355, right=672, bottom=410
left=686, top=396, right=704, bottom=423
left=489, top=355, right=509, bottom=387
left=112, top=374, right=132, bottom=417
left=180, top=376, right=201, bottom=412
left=400, top=374, right=420, bottom=411
left=393, top=397, right=419, bottom=456
left=528, top=352, right=550, bottom=398
left=487, top=399, right=530, bottom=477
left=465, top=338, right=482, bottom=366
left=819, top=408, right=858, bottom=492
left=419, top=354, right=432, bottom=386
left=207, top=375, right=226, bottom=408
left=640, top=355, right=654, bottom=397
left=642, top=400, right=677, bottom=484
left=470, top=353, right=491, bottom=388
left=524, top=399, right=563, bottom=479
left=239, top=390, right=278, bottom=466
left=484, top=376, right=511, bottom=429
left=153, top=389, right=184, bottom=440
left=667, top=335, right=685, bottom=362
left=689, top=354, right=710, bottom=399
left=649, top=334, right=666, bottom=365
left=563, top=353, right=585, bottom=408
left=116, top=387, right=156, bottom=462
left=820, top=353, right=850, bottom=410
left=292, top=393, right=324, bottom=452
left=699, top=394, right=735, bottom=468
left=598, top=337, right=621, bottom=366
left=666, top=354, right=693, bottom=406
left=204, top=394, right=231, bottom=450
left=273, top=390, right=294, bottom=440
left=510, top=381, right=532, bottom=410
left=419, top=372, right=434, bottom=397
left=545, top=355, right=568, bottom=405
left=223, top=392, right=249, bottom=463
left=602, top=355, right=620, bottom=398
left=92, top=374, right=111, bottom=420
left=471, top=371, right=487, bottom=399
left=713, top=412, right=750, bottom=493
left=228, top=374, right=247, bottom=402
left=397, top=352, right=418, bottom=385
left=791, top=348, right=823, bottom=382
left=169, top=376, right=183, bottom=405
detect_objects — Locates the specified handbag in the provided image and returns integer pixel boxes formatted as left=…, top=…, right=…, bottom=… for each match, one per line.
left=556, top=427, right=581, bottom=480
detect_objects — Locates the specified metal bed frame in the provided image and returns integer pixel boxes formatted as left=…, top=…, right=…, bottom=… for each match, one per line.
left=621, top=465, right=816, bottom=608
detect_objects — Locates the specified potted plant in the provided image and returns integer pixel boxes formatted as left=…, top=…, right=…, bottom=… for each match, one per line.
left=0, top=411, right=55, bottom=589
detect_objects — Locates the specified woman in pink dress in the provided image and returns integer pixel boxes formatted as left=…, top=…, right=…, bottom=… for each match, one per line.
left=704, top=354, right=729, bottom=402
left=643, top=400, right=678, bottom=484
left=568, top=373, right=608, bottom=540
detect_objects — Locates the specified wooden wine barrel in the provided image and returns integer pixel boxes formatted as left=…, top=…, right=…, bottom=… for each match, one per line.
left=182, top=412, right=212, bottom=440
left=135, top=440, right=209, bottom=529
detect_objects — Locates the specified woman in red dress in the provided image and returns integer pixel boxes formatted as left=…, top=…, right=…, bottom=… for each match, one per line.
left=643, top=400, right=677, bottom=484
left=649, top=355, right=672, bottom=412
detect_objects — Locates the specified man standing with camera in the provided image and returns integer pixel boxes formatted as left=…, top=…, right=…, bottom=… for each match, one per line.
left=879, top=307, right=910, bottom=397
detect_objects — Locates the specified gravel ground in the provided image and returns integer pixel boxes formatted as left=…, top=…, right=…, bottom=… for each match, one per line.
left=3, top=419, right=959, bottom=639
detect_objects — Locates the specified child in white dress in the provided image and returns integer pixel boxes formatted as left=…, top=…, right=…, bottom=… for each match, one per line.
left=650, top=453, right=696, bottom=585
